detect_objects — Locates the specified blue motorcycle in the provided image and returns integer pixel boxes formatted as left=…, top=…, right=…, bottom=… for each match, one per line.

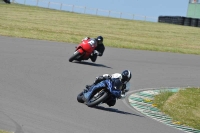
left=77, top=78, right=123, bottom=107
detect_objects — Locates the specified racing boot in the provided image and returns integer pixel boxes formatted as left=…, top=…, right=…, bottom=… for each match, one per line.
left=85, top=77, right=104, bottom=89
left=85, top=84, right=93, bottom=89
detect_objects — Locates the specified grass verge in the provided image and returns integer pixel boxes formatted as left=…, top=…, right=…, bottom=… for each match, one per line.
left=0, top=3, right=200, bottom=55
left=153, top=88, right=200, bottom=130
left=0, top=130, right=12, bottom=133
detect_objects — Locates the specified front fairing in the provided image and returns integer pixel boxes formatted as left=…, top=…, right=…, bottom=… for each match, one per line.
left=78, top=39, right=97, bottom=53
left=83, top=39, right=97, bottom=52
left=75, top=39, right=97, bottom=59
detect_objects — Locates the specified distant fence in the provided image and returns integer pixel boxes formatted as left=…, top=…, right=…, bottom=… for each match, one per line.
left=158, top=16, right=200, bottom=28
left=9, top=0, right=158, bottom=22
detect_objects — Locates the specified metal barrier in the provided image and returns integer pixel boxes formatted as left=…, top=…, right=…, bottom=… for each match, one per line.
left=10, top=0, right=158, bottom=22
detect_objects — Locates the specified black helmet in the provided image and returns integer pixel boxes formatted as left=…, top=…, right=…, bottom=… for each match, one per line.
left=96, top=36, right=103, bottom=44
left=121, top=70, right=132, bottom=83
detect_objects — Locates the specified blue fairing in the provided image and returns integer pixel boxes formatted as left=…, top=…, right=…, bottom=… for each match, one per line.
left=83, top=79, right=122, bottom=101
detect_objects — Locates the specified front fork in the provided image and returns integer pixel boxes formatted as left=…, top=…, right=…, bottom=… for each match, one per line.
left=94, top=89, right=104, bottom=98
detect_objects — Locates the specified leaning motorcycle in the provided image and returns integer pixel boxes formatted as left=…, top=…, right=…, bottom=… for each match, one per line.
left=69, top=39, right=97, bottom=62
left=77, top=79, right=122, bottom=107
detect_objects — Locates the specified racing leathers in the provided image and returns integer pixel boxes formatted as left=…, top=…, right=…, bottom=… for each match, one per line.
left=84, top=73, right=130, bottom=106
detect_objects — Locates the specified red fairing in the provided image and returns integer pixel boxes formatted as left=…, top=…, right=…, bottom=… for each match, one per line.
left=76, top=46, right=84, bottom=54
left=75, top=39, right=97, bottom=59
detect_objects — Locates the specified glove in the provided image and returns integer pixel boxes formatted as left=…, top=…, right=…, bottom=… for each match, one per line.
left=120, top=94, right=126, bottom=99
left=121, top=84, right=126, bottom=91
left=94, top=50, right=100, bottom=56
left=119, top=91, right=126, bottom=99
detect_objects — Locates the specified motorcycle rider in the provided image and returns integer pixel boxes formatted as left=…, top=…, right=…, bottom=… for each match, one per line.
left=84, top=70, right=132, bottom=107
left=82, top=36, right=105, bottom=62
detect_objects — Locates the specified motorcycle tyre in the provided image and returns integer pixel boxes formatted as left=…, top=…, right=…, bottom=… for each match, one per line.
left=87, top=90, right=109, bottom=107
left=77, top=92, right=84, bottom=103
left=69, top=51, right=81, bottom=62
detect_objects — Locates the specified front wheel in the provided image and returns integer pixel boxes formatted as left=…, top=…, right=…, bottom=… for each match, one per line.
left=69, top=51, right=81, bottom=62
left=87, top=89, right=109, bottom=107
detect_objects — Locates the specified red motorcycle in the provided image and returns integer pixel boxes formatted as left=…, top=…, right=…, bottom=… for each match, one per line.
left=69, top=39, right=97, bottom=62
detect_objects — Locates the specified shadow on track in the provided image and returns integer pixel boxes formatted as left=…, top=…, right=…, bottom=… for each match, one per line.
left=93, top=106, right=144, bottom=117
left=74, top=61, right=112, bottom=69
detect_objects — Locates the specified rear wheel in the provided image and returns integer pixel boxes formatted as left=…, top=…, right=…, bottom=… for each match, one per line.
left=69, top=51, right=81, bottom=62
left=87, top=89, right=109, bottom=107
left=77, top=92, right=84, bottom=103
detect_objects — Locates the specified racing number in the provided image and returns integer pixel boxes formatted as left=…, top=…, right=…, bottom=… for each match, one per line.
left=88, top=40, right=95, bottom=47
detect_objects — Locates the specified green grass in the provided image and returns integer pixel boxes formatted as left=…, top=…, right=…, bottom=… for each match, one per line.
left=153, top=88, right=200, bottom=130
left=152, top=90, right=175, bottom=109
left=0, top=3, right=200, bottom=54
left=0, top=130, right=12, bottom=133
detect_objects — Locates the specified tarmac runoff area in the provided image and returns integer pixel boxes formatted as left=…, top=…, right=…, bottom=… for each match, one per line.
left=0, top=111, right=23, bottom=133
left=1, top=87, right=200, bottom=133
left=128, top=87, right=200, bottom=133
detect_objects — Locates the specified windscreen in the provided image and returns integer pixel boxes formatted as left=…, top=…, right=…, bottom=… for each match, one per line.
left=88, top=39, right=97, bottom=48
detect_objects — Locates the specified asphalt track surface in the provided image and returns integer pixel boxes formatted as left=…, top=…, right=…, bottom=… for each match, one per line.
left=0, top=36, right=200, bottom=133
